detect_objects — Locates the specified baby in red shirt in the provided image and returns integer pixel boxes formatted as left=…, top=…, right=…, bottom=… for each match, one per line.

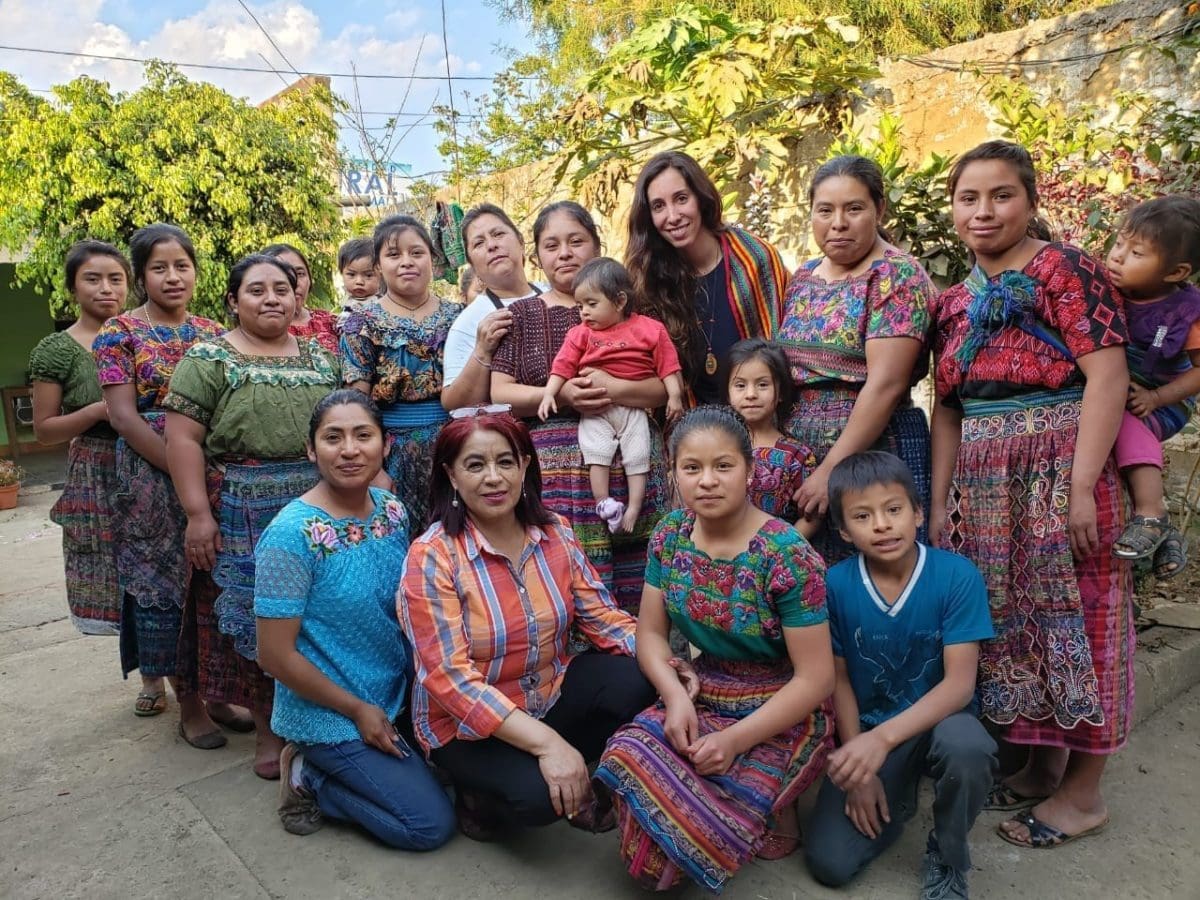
left=539, top=257, right=685, bottom=533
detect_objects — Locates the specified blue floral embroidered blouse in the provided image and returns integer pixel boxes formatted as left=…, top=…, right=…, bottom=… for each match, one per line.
left=646, top=508, right=827, bottom=661
left=254, top=487, right=412, bottom=745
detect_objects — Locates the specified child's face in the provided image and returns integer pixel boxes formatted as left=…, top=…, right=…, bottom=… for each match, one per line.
left=341, top=256, right=380, bottom=300
left=837, top=482, right=922, bottom=565
left=728, top=357, right=779, bottom=429
left=1105, top=231, right=1179, bottom=300
left=378, top=231, right=432, bottom=299
left=575, top=281, right=626, bottom=330
left=672, top=428, right=752, bottom=521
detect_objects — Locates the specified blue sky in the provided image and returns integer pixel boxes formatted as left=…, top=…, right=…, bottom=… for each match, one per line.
left=0, top=0, right=534, bottom=180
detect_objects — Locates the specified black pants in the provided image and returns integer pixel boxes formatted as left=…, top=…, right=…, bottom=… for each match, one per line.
left=805, top=711, right=998, bottom=885
left=430, top=652, right=655, bottom=828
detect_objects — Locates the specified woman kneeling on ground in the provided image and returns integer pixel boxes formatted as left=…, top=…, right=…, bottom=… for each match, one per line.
left=595, top=406, right=836, bottom=893
left=256, top=390, right=455, bottom=849
left=398, top=410, right=658, bottom=840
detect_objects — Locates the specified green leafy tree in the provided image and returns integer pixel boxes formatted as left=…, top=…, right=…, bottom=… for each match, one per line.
left=548, top=4, right=877, bottom=214
left=0, top=64, right=342, bottom=321
left=499, top=0, right=1100, bottom=63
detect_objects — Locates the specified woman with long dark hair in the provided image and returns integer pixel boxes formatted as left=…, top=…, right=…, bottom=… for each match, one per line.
left=625, top=151, right=788, bottom=406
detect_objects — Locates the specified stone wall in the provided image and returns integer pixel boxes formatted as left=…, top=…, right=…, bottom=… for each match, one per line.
left=859, top=0, right=1197, bottom=162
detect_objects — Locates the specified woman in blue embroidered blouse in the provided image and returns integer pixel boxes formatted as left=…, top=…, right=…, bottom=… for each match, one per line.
left=340, top=215, right=462, bottom=532
left=254, top=390, right=455, bottom=848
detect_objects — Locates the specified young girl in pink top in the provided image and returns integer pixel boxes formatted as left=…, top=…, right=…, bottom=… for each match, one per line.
left=540, top=258, right=685, bottom=533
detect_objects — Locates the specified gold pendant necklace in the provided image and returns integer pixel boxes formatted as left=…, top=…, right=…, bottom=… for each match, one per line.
left=698, top=279, right=718, bottom=376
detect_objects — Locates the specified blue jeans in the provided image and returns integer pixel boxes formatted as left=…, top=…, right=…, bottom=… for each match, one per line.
left=301, top=737, right=455, bottom=850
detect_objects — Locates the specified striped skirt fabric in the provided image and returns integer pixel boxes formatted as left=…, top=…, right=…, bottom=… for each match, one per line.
left=946, top=389, right=1134, bottom=754
left=786, top=384, right=930, bottom=564
left=595, top=656, right=834, bottom=892
left=530, top=417, right=667, bottom=614
left=50, top=433, right=121, bottom=635
left=212, top=459, right=318, bottom=660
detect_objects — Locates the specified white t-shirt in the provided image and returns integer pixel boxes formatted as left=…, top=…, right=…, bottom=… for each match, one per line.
left=442, top=286, right=544, bottom=387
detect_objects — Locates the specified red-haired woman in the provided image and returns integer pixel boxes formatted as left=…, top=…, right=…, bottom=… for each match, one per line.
left=397, top=411, right=656, bottom=840
left=625, top=151, right=788, bottom=407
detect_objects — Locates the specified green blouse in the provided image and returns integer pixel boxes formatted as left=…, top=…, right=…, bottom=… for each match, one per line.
left=162, top=337, right=340, bottom=459
left=28, top=330, right=103, bottom=413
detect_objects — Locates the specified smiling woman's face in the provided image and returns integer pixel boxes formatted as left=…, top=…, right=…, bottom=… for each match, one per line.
left=445, top=426, right=530, bottom=526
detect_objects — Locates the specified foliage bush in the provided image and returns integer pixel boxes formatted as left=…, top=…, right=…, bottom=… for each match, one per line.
left=0, top=64, right=343, bottom=322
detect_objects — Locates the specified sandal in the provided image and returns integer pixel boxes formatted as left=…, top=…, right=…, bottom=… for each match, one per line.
left=133, top=691, right=167, bottom=717
left=178, top=721, right=228, bottom=751
left=1112, top=515, right=1171, bottom=560
left=984, top=781, right=1047, bottom=812
left=1153, top=527, right=1189, bottom=580
left=997, top=811, right=1109, bottom=849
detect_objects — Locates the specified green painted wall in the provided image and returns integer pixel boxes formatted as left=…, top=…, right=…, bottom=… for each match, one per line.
left=0, top=264, right=55, bottom=453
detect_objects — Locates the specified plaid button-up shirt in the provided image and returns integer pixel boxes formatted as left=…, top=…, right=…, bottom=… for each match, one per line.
left=399, top=515, right=637, bottom=751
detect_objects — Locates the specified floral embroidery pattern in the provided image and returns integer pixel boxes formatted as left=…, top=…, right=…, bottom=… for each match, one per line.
left=303, top=497, right=410, bottom=557
left=649, top=509, right=824, bottom=639
left=94, top=314, right=224, bottom=412
left=777, top=250, right=933, bottom=385
left=750, top=437, right=815, bottom=520
left=186, top=336, right=338, bottom=389
left=339, top=298, right=460, bottom=405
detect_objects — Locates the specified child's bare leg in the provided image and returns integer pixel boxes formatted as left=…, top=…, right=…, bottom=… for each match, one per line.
left=1124, top=463, right=1168, bottom=519
left=589, top=464, right=613, bottom=505
left=621, top=472, right=646, bottom=533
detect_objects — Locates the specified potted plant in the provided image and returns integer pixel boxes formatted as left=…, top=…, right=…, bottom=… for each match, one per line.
left=0, top=459, right=23, bottom=509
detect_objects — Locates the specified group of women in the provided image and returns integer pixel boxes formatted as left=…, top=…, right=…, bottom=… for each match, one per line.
left=27, top=138, right=1134, bottom=891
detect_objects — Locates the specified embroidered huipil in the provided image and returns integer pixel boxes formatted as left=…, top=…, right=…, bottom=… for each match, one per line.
left=399, top=515, right=637, bottom=752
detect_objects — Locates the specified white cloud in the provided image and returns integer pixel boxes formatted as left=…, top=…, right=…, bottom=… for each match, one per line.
left=0, top=0, right=494, bottom=174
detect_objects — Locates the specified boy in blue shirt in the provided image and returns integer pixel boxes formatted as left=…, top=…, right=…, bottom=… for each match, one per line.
left=804, top=452, right=997, bottom=900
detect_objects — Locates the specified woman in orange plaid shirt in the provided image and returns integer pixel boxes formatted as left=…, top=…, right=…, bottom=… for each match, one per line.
left=398, top=409, right=659, bottom=841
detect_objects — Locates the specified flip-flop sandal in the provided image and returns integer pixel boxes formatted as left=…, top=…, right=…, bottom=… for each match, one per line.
left=134, top=691, right=167, bottom=717
left=1112, top=514, right=1171, bottom=560
left=984, top=781, right=1047, bottom=811
left=1153, top=527, right=1189, bottom=580
left=997, top=811, right=1110, bottom=849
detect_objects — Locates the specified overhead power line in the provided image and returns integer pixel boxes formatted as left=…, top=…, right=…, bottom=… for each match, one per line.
left=0, top=43, right=533, bottom=82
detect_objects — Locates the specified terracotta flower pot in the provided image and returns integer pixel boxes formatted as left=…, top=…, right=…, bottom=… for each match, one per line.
left=0, top=483, right=18, bottom=510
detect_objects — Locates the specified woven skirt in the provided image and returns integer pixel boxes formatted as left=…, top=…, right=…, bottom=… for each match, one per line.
left=111, top=430, right=193, bottom=677
left=383, top=420, right=443, bottom=535
left=947, top=389, right=1134, bottom=754
left=212, top=459, right=318, bottom=661
left=531, top=417, right=667, bottom=614
left=50, top=433, right=121, bottom=635
left=595, top=656, right=834, bottom=892
left=786, top=384, right=930, bottom=564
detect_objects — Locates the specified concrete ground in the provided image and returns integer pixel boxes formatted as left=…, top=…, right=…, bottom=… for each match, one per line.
left=4, top=487, right=1200, bottom=900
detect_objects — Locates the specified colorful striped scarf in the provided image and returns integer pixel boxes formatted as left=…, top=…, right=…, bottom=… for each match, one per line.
left=720, top=226, right=788, bottom=340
